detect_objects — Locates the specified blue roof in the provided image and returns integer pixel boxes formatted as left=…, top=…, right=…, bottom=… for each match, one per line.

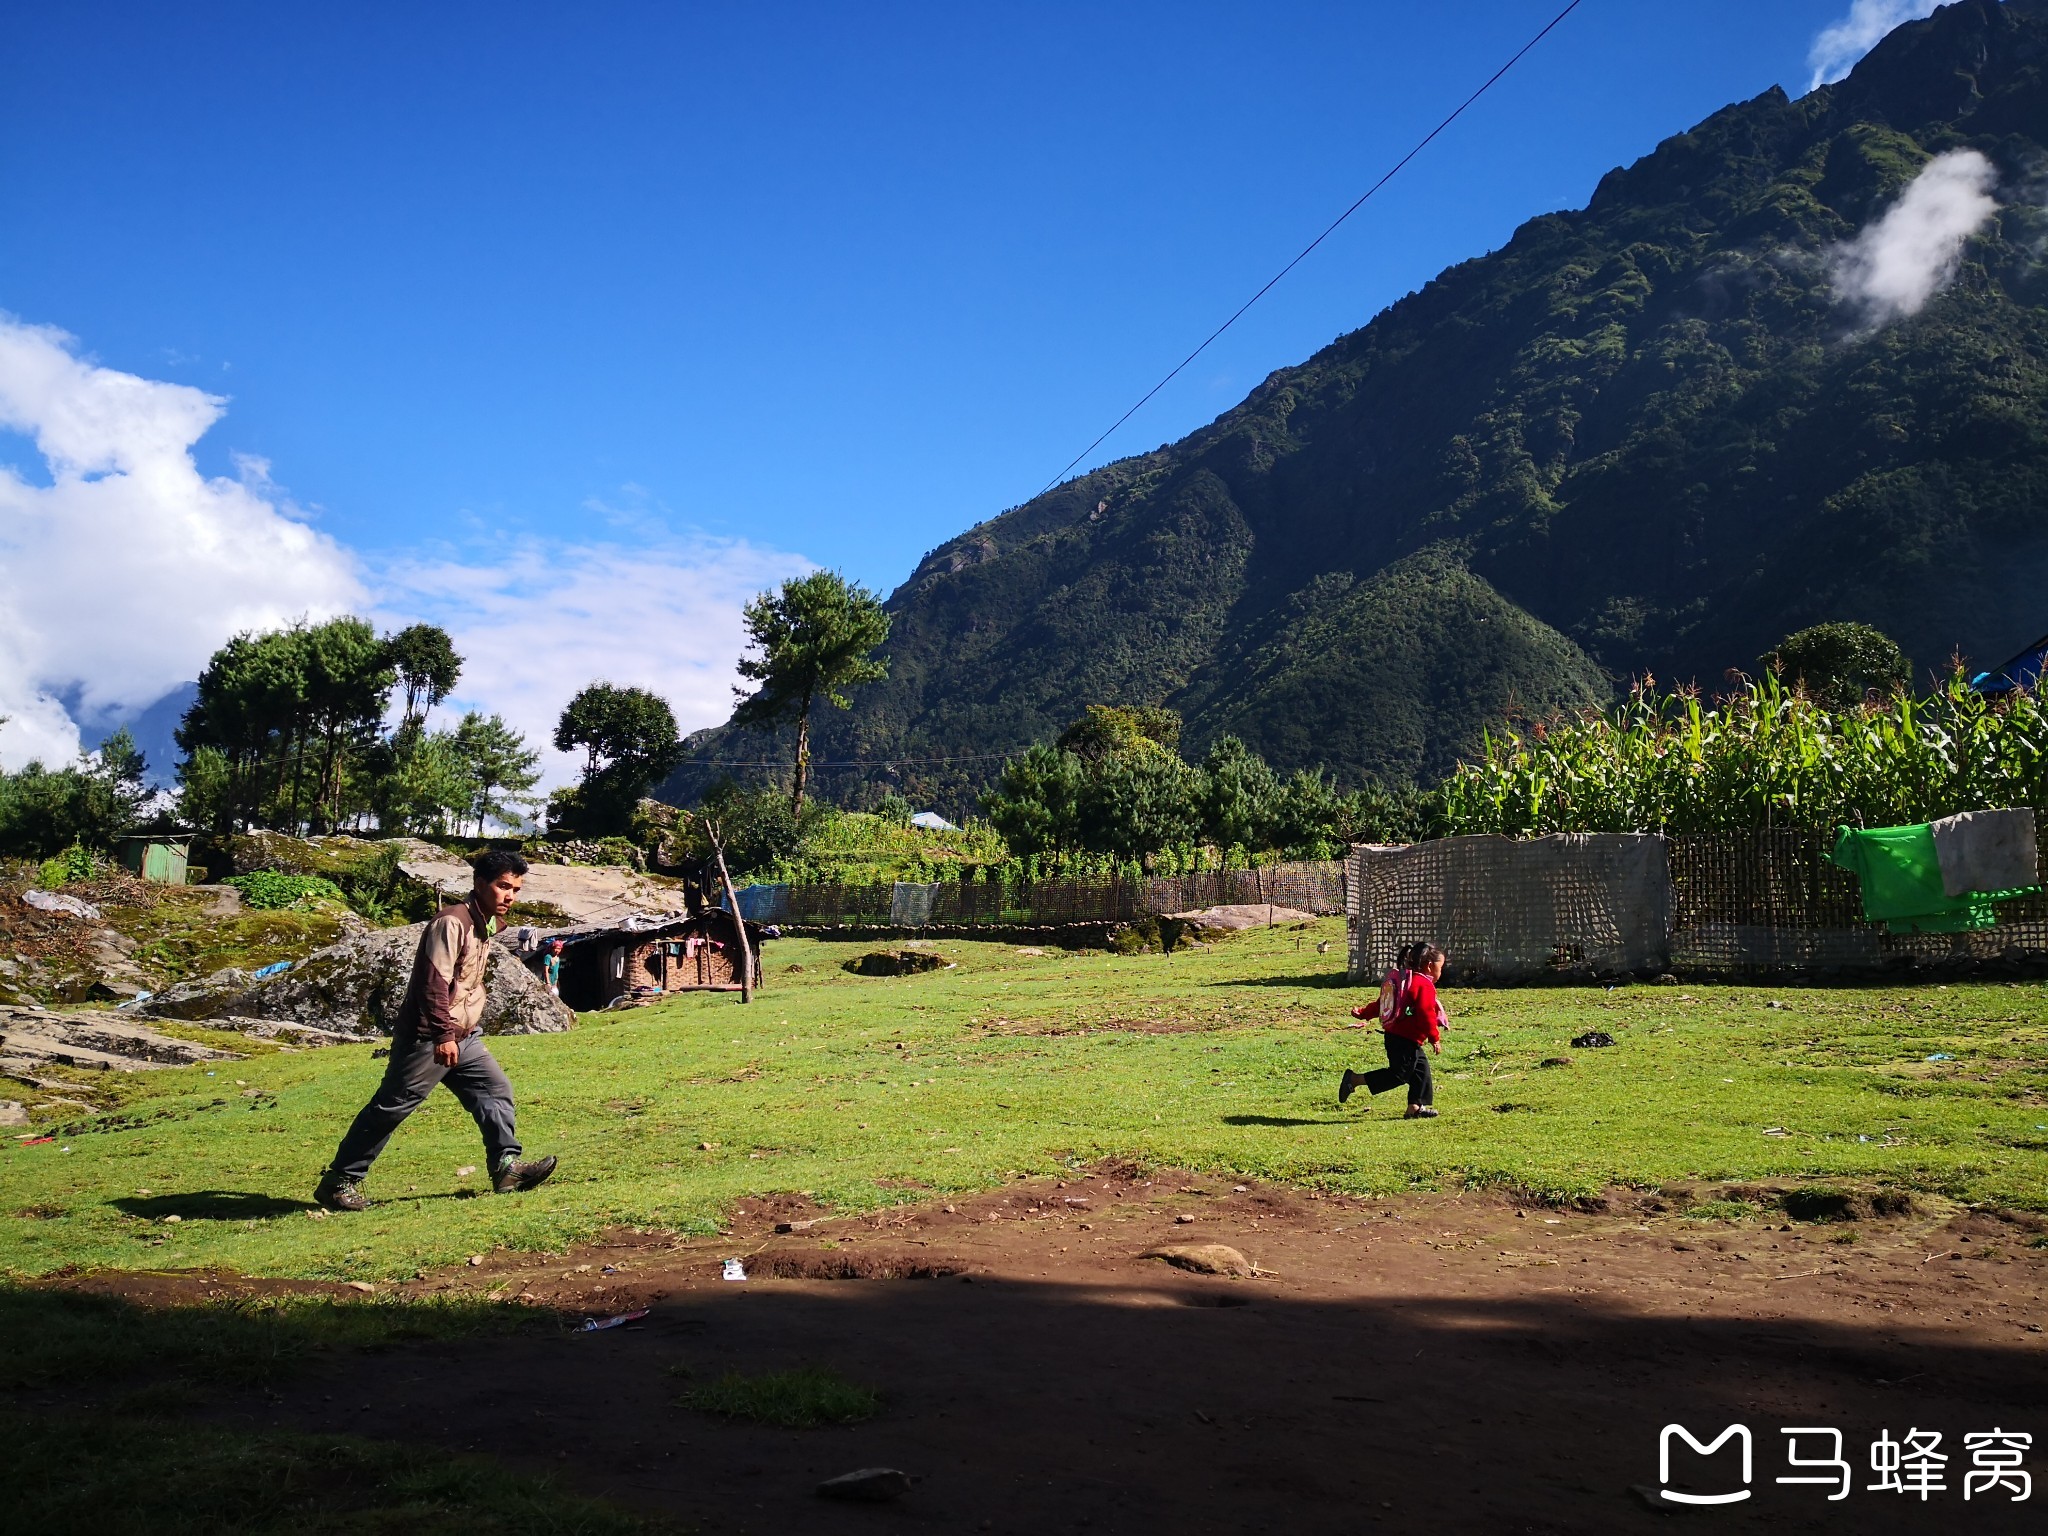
left=1970, top=633, right=2048, bottom=694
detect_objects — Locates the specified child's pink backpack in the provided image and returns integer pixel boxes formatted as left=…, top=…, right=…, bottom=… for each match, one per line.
left=1376, top=964, right=1410, bottom=1026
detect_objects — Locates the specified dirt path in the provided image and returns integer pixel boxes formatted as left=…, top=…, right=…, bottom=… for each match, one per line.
left=42, top=1174, right=2048, bottom=1533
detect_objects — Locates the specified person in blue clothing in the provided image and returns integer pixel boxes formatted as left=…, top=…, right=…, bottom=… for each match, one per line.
left=543, top=938, right=564, bottom=998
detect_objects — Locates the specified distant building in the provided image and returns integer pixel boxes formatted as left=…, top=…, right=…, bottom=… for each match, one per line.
left=909, top=811, right=958, bottom=831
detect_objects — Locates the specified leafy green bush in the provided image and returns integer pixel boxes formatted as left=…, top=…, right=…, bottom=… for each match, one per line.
left=223, top=872, right=348, bottom=911
left=37, top=845, right=101, bottom=889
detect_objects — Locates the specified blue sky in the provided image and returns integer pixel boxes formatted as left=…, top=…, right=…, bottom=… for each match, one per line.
left=0, top=0, right=1936, bottom=778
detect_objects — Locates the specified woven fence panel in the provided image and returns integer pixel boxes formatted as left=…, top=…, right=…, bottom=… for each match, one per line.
left=1670, top=829, right=2048, bottom=974
left=1348, top=834, right=1671, bottom=984
left=773, top=861, right=1342, bottom=929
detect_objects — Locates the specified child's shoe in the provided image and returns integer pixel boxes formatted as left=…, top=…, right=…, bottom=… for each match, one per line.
left=1403, top=1104, right=1439, bottom=1119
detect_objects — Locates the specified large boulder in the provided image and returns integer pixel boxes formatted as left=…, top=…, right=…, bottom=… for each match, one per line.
left=138, top=924, right=573, bottom=1038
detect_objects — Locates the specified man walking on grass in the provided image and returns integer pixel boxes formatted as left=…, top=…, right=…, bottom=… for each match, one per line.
left=315, top=849, right=558, bottom=1211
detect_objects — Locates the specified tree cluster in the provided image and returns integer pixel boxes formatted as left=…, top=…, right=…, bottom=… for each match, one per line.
left=0, top=729, right=151, bottom=859
left=981, top=706, right=1423, bottom=863
left=175, top=618, right=539, bottom=837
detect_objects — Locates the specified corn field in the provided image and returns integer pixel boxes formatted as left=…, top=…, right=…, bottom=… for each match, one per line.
left=1439, top=674, right=2048, bottom=837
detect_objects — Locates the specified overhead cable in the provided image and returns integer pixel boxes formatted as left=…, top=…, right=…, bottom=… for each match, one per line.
left=1035, top=0, right=1584, bottom=497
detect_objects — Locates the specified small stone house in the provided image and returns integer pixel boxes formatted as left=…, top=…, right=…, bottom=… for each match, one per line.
left=532, top=910, right=766, bottom=1010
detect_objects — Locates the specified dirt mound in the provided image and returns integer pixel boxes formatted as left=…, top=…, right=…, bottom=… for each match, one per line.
left=1165, top=904, right=1314, bottom=930
left=136, top=924, right=573, bottom=1038
left=842, top=950, right=952, bottom=977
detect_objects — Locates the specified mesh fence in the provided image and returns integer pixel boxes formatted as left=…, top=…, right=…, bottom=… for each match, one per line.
left=1348, top=831, right=2048, bottom=983
left=1348, top=835, right=1672, bottom=984
left=758, top=860, right=1346, bottom=930
left=1669, top=829, right=2048, bottom=974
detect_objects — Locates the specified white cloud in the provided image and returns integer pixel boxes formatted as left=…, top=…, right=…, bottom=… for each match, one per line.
left=1827, top=149, right=1999, bottom=329
left=375, top=535, right=812, bottom=791
left=0, top=315, right=363, bottom=770
left=0, top=312, right=818, bottom=789
left=1807, top=0, right=1938, bottom=91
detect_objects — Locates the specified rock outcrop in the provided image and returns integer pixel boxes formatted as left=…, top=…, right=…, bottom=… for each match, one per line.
left=0, top=1004, right=247, bottom=1076
left=138, top=924, right=575, bottom=1038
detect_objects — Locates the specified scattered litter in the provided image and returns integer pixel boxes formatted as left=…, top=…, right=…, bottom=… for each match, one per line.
left=343, top=1281, right=375, bottom=1293
left=306, top=1208, right=329, bottom=1220
left=250, top=960, right=293, bottom=980
left=59, top=1146, right=71, bottom=1153
left=23, top=1136, right=53, bottom=1145
left=578, top=1308, right=651, bottom=1332
left=1174, top=1213, right=1196, bottom=1224
left=1925, top=1053, right=1955, bottom=1062
left=467, top=1255, right=484, bottom=1266
left=22, top=889, right=100, bottom=919
left=1762, top=1127, right=1792, bottom=1138
left=817, top=1467, right=912, bottom=1503
left=1569, top=1031, right=1615, bottom=1049
left=722, top=1258, right=748, bottom=1281
left=455, top=1165, right=477, bottom=1178
left=1765, top=1000, right=1788, bottom=1010
left=602, top=1264, right=619, bottom=1274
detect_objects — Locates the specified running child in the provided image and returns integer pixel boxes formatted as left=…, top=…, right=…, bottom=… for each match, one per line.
left=1338, top=941, right=1447, bottom=1119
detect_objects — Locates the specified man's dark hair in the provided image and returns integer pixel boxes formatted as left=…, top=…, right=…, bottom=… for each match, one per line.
left=472, top=849, right=530, bottom=885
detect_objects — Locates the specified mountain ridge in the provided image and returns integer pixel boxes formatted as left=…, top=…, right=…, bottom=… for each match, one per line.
left=670, top=0, right=2048, bottom=816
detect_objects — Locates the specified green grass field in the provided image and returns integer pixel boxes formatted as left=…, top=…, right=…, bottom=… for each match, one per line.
left=6, top=917, right=2047, bottom=1281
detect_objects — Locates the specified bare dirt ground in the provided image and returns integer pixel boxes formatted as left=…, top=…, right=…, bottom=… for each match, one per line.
left=39, top=1171, right=2048, bottom=1534
left=398, top=859, right=692, bottom=924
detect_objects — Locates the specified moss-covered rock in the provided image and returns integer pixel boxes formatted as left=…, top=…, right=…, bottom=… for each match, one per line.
left=138, top=924, right=573, bottom=1038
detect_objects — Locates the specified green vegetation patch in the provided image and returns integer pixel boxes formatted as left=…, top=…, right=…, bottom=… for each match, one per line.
left=680, top=1366, right=879, bottom=1428
left=3, top=922, right=2046, bottom=1282
left=224, top=871, right=350, bottom=910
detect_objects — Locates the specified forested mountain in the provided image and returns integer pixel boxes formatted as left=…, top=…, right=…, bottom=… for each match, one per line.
left=673, top=0, right=2048, bottom=816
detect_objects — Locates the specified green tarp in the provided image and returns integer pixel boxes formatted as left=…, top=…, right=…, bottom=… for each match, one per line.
left=1829, top=823, right=2038, bottom=933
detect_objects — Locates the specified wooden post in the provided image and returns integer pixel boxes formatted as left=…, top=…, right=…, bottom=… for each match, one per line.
left=706, top=820, right=755, bottom=1004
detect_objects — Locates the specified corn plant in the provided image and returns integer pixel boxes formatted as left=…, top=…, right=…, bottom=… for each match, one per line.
left=1439, top=672, right=2048, bottom=836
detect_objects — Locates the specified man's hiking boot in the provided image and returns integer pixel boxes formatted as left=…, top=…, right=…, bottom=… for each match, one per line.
left=1404, top=1105, right=1439, bottom=1119
left=1338, top=1069, right=1362, bottom=1105
left=494, top=1154, right=558, bottom=1194
left=315, top=1175, right=369, bottom=1212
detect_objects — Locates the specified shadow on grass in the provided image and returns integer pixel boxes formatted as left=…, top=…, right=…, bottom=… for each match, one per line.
left=110, top=1191, right=315, bottom=1222
left=0, top=1284, right=666, bottom=1532
left=1221, top=1114, right=1350, bottom=1127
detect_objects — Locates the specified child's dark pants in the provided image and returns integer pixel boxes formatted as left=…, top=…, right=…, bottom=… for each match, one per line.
left=1362, top=1032, right=1433, bottom=1107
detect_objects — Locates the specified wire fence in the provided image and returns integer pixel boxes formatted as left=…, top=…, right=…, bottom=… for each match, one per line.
left=737, top=861, right=1348, bottom=931
left=1348, top=831, right=2048, bottom=984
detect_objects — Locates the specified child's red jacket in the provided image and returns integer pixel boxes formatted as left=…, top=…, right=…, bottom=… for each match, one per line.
left=1356, top=971, right=1444, bottom=1045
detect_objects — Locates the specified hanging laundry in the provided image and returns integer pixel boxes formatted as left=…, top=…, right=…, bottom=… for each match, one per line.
left=1928, top=808, right=2040, bottom=897
left=1830, top=823, right=2003, bottom=933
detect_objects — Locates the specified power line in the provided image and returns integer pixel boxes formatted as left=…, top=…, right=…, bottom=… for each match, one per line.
left=1036, top=0, right=1584, bottom=498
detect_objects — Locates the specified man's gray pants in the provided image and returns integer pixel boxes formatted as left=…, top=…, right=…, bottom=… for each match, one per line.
left=327, top=1029, right=521, bottom=1182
